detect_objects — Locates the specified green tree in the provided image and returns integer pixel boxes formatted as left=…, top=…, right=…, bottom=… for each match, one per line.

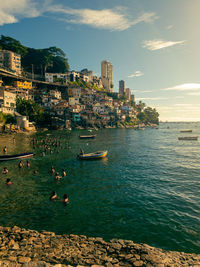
left=0, top=35, right=70, bottom=75
left=143, top=107, right=159, bottom=124
left=137, top=101, right=146, bottom=112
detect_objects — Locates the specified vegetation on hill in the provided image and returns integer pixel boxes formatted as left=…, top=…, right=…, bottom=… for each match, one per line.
left=0, top=112, right=16, bottom=124
left=137, top=106, right=159, bottom=124
left=0, top=35, right=70, bottom=75
left=16, top=99, right=51, bottom=126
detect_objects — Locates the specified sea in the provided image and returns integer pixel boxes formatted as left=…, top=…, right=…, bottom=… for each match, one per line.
left=0, top=122, right=199, bottom=254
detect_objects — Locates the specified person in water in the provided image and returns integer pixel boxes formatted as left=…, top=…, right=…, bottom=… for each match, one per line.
left=26, top=161, right=30, bottom=167
left=33, top=170, right=38, bottom=175
left=55, top=172, right=61, bottom=180
left=62, top=169, right=66, bottom=177
left=6, top=178, right=12, bottom=185
left=62, top=194, right=69, bottom=204
left=18, top=161, right=23, bottom=168
left=80, top=148, right=84, bottom=155
left=50, top=166, right=55, bottom=174
left=49, top=191, right=58, bottom=200
left=3, top=146, right=7, bottom=154
left=2, top=167, right=8, bottom=174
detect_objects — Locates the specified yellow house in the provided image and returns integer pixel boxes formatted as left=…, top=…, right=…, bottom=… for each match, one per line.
left=68, top=87, right=81, bottom=98
left=14, top=81, right=32, bottom=90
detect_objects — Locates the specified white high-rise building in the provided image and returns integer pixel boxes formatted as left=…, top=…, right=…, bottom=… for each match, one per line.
left=101, top=60, right=113, bottom=92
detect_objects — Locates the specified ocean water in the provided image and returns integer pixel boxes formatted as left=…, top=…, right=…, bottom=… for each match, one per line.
left=0, top=122, right=200, bottom=254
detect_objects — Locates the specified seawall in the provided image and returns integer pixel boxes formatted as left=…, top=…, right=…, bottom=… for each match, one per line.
left=0, top=226, right=199, bottom=267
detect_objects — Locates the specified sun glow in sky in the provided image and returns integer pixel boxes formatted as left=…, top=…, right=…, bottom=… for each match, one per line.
left=1, top=0, right=200, bottom=121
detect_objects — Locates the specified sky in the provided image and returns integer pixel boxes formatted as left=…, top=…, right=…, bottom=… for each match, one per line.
left=0, top=0, right=200, bottom=121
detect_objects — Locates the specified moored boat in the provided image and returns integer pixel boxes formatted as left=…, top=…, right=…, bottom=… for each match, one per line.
left=79, top=135, right=96, bottom=139
left=178, top=136, right=198, bottom=141
left=0, top=152, right=34, bottom=161
left=180, top=130, right=192, bottom=133
left=77, top=150, right=108, bottom=160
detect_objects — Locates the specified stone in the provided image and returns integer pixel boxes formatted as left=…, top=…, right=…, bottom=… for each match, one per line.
left=23, top=262, right=52, bottom=267
left=110, top=243, right=122, bottom=250
left=7, top=256, right=17, bottom=262
left=133, top=260, right=144, bottom=266
left=18, top=257, right=32, bottom=263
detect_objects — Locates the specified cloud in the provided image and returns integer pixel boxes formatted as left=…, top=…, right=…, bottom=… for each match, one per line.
left=142, top=39, right=185, bottom=50
left=187, top=92, right=200, bottom=96
left=135, top=97, right=168, bottom=101
left=139, top=90, right=153, bottom=93
left=0, top=1, right=158, bottom=31
left=47, top=6, right=158, bottom=31
left=155, top=105, right=200, bottom=122
left=162, top=83, right=200, bottom=91
left=134, top=90, right=153, bottom=93
left=166, top=25, right=173, bottom=30
left=0, top=0, right=49, bottom=26
left=128, top=71, right=144, bottom=78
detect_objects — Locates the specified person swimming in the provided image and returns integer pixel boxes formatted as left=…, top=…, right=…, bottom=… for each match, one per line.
left=18, top=161, right=23, bottom=168
left=49, top=191, right=58, bottom=200
left=3, top=146, right=7, bottom=154
left=26, top=161, right=30, bottom=167
left=2, top=167, right=8, bottom=174
left=55, top=172, right=61, bottom=180
left=50, top=166, right=55, bottom=174
left=62, top=194, right=69, bottom=204
left=33, top=170, right=38, bottom=175
left=62, top=169, right=66, bottom=177
left=6, top=178, right=12, bottom=186
left=80, top=148, right=84, bottom=155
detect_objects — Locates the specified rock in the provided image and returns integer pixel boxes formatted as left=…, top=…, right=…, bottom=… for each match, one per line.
left=23, top=262, right=52, bottom=267
left=0, top=226, right=198, bottom=266
left=133, top=260, right=144, bottom=266
left=110, top=243, right=122, bottom=250
left=18, top=257, right=32, bottom=263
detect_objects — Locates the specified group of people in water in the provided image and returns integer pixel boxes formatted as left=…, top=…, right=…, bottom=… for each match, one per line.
left=1, top=134, right=71, bottom=205
left=32, top=136, right=70, bottom=157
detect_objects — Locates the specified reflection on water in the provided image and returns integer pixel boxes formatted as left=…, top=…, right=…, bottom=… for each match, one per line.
left=0, top=123, right=200, bottom=254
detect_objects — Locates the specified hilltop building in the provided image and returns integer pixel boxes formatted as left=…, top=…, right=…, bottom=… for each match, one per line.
left=0, top=50, right=21, bottom=75
left=101, top=60, right=113, bottom=92
left=125, top=88, right=131, bottom=101
left=80, top=69, right=94, bottom=82
left=119, top=80, right=125, bottom=96
left=0, top=88, right=16, bottom=114
left=131, top=94, right=135, bottom=103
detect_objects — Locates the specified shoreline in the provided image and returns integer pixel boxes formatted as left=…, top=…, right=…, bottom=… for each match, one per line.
left=0, top=226, right=199, bottom=266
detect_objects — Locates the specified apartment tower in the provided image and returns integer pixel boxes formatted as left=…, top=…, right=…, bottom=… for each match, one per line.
left=0, top=50, right=21, bottom=75
left=119, top=80, right=125, bottom=96
left=101, top=60, right=113, bottom=92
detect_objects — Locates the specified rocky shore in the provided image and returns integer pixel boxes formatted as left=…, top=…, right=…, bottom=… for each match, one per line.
left=0, top=226, right=199, bottom=266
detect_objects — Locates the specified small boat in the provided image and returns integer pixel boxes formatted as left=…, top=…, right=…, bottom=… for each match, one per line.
left=79, top=135, right=96, bottom=139
left=78, top=151, right=108, bottom=160
left=0, top=152, right=34, bottom=161
left=178, top=136, right=198, bottom=141
left=180, top=130, right=192, bottom=133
